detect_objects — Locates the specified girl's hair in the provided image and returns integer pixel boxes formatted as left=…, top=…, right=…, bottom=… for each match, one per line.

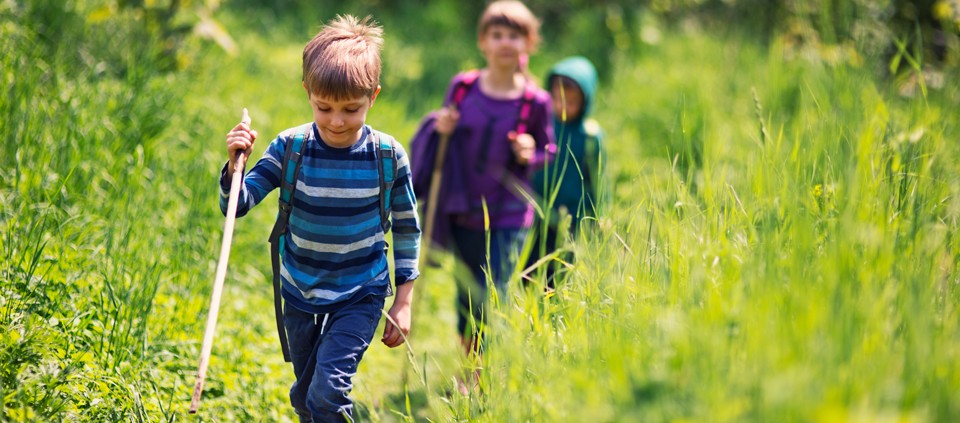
left=477, top=1, right=541, bottom=53
left=302, top=14, right=383, bottom=100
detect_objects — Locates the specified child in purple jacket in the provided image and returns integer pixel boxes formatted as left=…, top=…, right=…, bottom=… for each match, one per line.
left=411, top=0, right=555, bottom=395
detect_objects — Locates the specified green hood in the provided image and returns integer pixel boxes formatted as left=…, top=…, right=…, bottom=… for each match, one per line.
left=545, top=56, right=598, bottom=120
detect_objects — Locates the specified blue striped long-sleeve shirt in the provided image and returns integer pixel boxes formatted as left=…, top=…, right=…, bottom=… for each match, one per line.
left=219, top=123, right=420, bottom=313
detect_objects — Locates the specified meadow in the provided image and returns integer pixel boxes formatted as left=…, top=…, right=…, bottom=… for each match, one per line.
left=2, top=1, right=959, bottom=422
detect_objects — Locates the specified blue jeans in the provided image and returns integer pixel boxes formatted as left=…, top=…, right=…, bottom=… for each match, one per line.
left=451, top=225, right=527, bottom=336
left=284, top=294, right=385, bottom=422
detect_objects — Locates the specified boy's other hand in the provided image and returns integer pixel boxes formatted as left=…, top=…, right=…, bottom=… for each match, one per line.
left=508, top=131, right=534, bottom=165
left=226, top=107, right=258, bottom=170
left=434, top=106, right=460, bottom=136
left=381, top=301, right=411, bottom=348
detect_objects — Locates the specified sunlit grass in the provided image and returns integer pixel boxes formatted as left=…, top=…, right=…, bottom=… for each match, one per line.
left=471, top=32, right=960, bottom=422
left=2, top=2, right=959, bottom=422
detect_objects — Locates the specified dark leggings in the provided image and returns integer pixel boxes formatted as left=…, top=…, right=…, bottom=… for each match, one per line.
left=451, top=225, right=526, bottom=337
left=524, top=218, right=578, bottom=289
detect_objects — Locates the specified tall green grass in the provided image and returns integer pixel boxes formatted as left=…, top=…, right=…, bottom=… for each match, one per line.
left=0, top=1, right=228, bottom=420
left=2, top=1, right=958, bottom=422
left=469, top=30, right=960, bottom=422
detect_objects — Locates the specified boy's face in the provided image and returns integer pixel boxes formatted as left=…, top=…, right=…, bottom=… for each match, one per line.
left=478, top=24, right=528, bottom=70
left=550, top=79, right=584, bottom=122
left=306, top=85, right=379, bottom=147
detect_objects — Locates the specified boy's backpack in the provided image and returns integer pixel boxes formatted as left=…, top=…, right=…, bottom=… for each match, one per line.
left=267, top=125, right=397, bottom=362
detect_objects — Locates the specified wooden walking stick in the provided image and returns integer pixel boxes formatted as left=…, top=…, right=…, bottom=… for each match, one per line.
left=419, top=131, right=450, bottom=267
left=189, top=108, right=252, bottom=414
left=420, top=72, right=478, bottom=265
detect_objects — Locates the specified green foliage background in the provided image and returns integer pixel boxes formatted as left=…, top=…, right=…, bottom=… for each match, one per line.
left=2, top=0, right=959, bottom=421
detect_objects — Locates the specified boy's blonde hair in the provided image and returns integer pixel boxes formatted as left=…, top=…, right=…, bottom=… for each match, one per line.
left=478, top=1, right=541, bottom=52
left=302, top=15, right=383, bottom=100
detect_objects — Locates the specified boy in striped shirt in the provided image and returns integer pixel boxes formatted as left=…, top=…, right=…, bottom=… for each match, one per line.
left=221, top=15, right=419, bottom=422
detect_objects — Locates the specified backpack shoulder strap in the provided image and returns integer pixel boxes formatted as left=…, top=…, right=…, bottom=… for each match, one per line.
left=584, top=118, right=601, bottom=139
left=269, top=126, right=309, bottom=245
left=373, top=130, right=397, bottom=233
left=583, top=118, right=602, bottom=161
left=267, top=124, right=309, bottom=363
left=582, top=118, right=602, bottom=194
left=449, top=70, right=535, bottom=134
left=448, top=69, right=480, bottom=109
left=515, top=80, right=538, bottom=135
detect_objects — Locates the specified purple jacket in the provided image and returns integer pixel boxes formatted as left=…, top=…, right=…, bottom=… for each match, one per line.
left=411, top=71, right=555, bottom=247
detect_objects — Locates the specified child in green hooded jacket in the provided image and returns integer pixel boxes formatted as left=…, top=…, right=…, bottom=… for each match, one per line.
left=527, top=56, right=606, bottom=287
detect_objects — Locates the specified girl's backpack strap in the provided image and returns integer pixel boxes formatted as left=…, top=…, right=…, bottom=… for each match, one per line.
left=447, top=70, right=537, bottom=135
left=447, top=69, right=480, bottom=109
left=515, top=80, right=538, bottom=135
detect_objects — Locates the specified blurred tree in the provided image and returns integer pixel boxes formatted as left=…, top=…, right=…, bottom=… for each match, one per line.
left=13, top=0, right=233, bottom=77
left=211, top=0, right=957, bottom=108
left=531, top=0, right=640, bottom=82
left=636, top=0, right=957, bottom=70
left=888, top=0, right=954, bottom=64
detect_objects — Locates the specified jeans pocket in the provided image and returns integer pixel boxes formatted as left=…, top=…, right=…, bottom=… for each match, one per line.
left=365, top=295, right=386, bottom=328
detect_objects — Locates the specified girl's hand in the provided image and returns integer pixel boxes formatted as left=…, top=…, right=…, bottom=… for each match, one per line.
left=508, top=131, right=535, bottom=165
left=226, top=108, right=258, bottom=171
left=434, top=106, right=460, bottom=136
